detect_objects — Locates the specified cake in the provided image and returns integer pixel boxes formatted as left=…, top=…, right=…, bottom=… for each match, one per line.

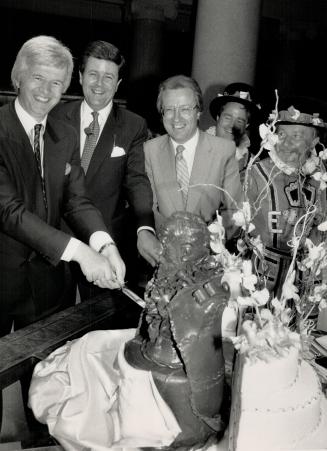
left=229, top=332, right=327, bottom=450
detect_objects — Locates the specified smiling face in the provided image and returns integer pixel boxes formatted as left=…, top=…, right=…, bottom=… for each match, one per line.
left=80, top=56, right=121, bottom=111
left=17, top=63, right=67, bottom=121
left=276, top=124, right=317, bottom=167
left=216, top=102, right=249, bottom=143
left=161, top=88, right=200, bottom=144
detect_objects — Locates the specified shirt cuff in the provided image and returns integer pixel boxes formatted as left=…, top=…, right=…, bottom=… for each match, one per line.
left=61, top=237, right=82, bottom=262
left=89, top=231, right=114, bottom=252
left=137, top=226, right=156, bottom=235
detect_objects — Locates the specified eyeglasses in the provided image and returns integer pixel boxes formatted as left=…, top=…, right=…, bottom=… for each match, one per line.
left=162, top=104, right=198, bottom=118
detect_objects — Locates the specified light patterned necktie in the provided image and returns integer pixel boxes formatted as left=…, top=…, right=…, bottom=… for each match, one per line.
left=175, top=144, right=189, bottom=209
left=34, top=123, right=48, bottom=213
left=81, top=111, right=100, bottom=173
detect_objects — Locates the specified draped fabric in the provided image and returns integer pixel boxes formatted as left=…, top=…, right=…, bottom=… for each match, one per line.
left=29, top=329, right=182, bottom=451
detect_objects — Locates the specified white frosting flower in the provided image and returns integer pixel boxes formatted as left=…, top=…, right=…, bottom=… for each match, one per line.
left=281, top=270, right=300, bottom=302
left=241, top=260, right=257, bottom=292
left=252, top=288, right=270, bottom=306
left=208, top=215, right=226, bottom=254
left=300, top=238, right=326, bottom=273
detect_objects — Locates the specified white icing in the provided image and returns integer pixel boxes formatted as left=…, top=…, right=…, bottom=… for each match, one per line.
left=229, top=347, right=327, bottom=450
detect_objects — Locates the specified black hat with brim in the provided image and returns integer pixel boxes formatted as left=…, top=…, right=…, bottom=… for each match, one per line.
left=275, top=96, right=327, bottom=129
left=209, top=82, right=262, bottom=123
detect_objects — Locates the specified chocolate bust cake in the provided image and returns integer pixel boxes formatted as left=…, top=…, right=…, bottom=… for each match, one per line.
left=124, top=211, right=230, bottom=448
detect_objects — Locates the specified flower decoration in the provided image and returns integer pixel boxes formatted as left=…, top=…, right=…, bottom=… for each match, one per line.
left=299, top=238, right=326, bottom=272
left=288, top=106, right=301, bottom=120
left=302, top=155, right=320, bottom=176
left=259, top=123, right=279, bottom=151
left=201, top=90, right=327, bottom=362
left=312, top=171, right=327, bottom=190
left=312, top=113, right=322, bottom=126
left=241, top=260, right=257, bottom=291
left=318, top=148, right=327, bottom=160
left=208, top=213, right=225, bottom=254
left=232, top=201, right=255, bottom=233
left=281, top=270, right=300, bottom=302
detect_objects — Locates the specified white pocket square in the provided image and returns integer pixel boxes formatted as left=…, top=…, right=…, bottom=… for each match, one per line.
left=65, top=162, right=71, bottom=175
left=111, top=146, right=126, bottom=157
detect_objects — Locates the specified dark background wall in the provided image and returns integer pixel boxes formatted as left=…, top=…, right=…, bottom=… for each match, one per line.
left=1, top=0, right=327, bottom=129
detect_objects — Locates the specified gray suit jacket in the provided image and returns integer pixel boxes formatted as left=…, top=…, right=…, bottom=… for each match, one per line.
left=144, top=130, right=242, bottom=237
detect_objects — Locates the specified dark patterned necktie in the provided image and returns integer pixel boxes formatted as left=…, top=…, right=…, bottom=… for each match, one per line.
left=34, top=123, right=48, bottom=213
left=81, top=111, right=100, bottom=173
left=176, top=144, right=189, bottom=209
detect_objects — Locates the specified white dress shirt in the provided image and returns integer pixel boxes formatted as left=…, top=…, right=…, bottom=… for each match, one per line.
left=80, top=100, right=112, bottom=155
left=170, top=128, right=199, bottom=175
left=15, top=99, right=113, bottom=262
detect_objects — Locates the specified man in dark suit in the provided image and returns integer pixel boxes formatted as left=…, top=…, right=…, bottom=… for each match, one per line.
left=0, top=35, right=126, bottom=440
left=52, top=40, right=161, bottom=300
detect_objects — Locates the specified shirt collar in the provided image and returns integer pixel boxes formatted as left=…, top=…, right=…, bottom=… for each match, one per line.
left=81, top=99, right=113, bottom=125
left=15, top=98, right=47, bottom=136
left=170, top=128, right=199, bottom=152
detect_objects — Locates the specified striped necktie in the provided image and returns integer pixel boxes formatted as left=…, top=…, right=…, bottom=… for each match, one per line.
left=81, top=111, right=100, bottom=173
left=176, top=144, right=189, bottom=208
left=34, top=123, right=48, bottom=213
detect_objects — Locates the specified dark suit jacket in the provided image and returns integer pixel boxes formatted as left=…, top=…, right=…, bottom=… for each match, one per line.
left=51, top=101, right=155, bottom=245
left=144, top=130, right=242, bottom=238
left=0, top=101, right=108, bottom=330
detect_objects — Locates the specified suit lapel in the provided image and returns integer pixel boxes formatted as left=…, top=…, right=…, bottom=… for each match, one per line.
left=159, top=136, right=184, bottom=212
left=43, top=117, right=66, bottom=221
left=7, top=102, right=38, bottom=187
left=63, top=101, right=81, bottom=135
left=187, top=131, right=214, bottom=213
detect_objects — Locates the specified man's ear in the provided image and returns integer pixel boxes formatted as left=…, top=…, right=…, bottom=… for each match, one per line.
left=115, top=79, right=122, bottom=93
left=79, top=71, right=83, bottom=86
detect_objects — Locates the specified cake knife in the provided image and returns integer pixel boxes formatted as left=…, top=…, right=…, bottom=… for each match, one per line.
left=121, top=286, right=146, bottom=309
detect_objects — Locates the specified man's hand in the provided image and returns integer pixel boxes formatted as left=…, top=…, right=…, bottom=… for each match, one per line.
left=137, top=230, right=162, bottom=267
left=72, top=243, right=123, bottom=289
left=99, top=243, right=126, bottom=288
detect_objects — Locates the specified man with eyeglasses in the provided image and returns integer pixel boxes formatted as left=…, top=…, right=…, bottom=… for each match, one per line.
left=144, top=74, right=242, bottom=238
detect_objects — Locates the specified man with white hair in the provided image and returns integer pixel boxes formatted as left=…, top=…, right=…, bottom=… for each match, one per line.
left=0, top=35, right=125, bottom=441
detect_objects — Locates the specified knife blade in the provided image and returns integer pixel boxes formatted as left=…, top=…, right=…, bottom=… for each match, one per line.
left=121, top=286, right=146, bottom=308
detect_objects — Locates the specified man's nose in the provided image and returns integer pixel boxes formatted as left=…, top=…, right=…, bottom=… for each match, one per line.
left=173, top=108, right=182, bottom=120
left=93, top=75, right=104, bottom=87
left=39, top=81, right=52, bottom=95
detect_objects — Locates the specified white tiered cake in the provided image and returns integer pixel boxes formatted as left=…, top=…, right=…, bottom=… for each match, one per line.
left=229, top=345, right=327, bottom=450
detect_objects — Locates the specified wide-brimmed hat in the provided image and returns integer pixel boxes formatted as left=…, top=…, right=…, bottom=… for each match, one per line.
left=275, top=96, right=327, bottom=129
left=209, top=82, right=262, bottom=122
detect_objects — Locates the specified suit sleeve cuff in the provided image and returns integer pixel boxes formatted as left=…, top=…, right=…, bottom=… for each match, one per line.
left=89, top=231, right=115, bottom=252
left=137, top=226, right=156, bottom=235
left=60, top=237, right=82, bottom=262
